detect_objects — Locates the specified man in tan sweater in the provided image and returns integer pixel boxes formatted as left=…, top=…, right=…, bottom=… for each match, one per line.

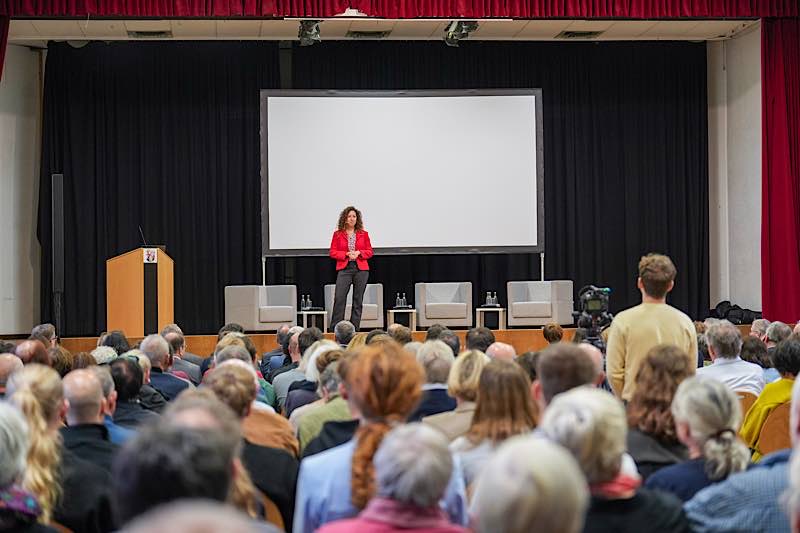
left=606, top=253, right=697, bottom=401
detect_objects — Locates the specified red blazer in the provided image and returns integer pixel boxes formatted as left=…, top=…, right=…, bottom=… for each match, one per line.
left=329, top=230, right=373, bottom=271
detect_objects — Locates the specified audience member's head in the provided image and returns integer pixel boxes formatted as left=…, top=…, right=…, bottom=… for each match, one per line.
left=534, top=343, right=596, bottom=408
left=416, top=340, right=455, bottom=384
left=62, top=369, right=105, bottom=426
left=72, top=351, right=98, bottom=369
left=204, top=363, right=257, bottom=419
left=466, top=327, right=495, bottom=353
left=766, top=321, right=793, bottom=346
left=403, top=341, right=422, bottom=355
left=0, top=401, right=29, bottom=489
left=697, top=333, right=710, bottom=364
left=318, top=361, right=343, bottom=401
left=740, top=336, right=771, bottom=368
left=0, top=354, right=23, bottom=396
left=373, top=424, right=453, bottom=510
left=334, top=320, right=356, bottom=346
left=340, top=342, right=424, bottom=509
left=447, top=350, right=490, bottom=403
left=486, top=341, right=516, bottom=362
left=91, top=345, right=119, bottom=365
left=298, top=340, right=339, bottom=383
left=140, top=334, right=171, bottom=370
left=540, top=386, right=627, bottom=485
left=387, top=323, right=412, bottom=345
left=215, top=344, right=252, bottom=367
left=671, top=376, right=748, bottom=481
left=15, top=340, right=50, bottom=366
left=111, top=357, right=144, bottom=402
left=31, top=323, right=57, bottom=347
left=217, top=322, right=245, bottom=341
left=347, top=332, right=368, bottom=352
left=637, top=253, right=677, bottom=300
left=29, top=332, right=52, bottom=348
left=425, top=324, right=447, bottom=341
left=101, top=330, right=131, bottom=355
left=542, top=323, right=564, bottom=344
left=626, top=344, right=693, bottom=444
left=120, top=501, right=262, bottom=533
left=750, top=318, right=771, bottom=337
left=471, top=436, right=588, bottom=533
left=6, top=364, right=65, bottom=523
left=705, top=320, right=743, bottom=360
left=514, top=351, right=540, bottom=382
left=282, top=325, right=304, bottom=356
left=298, top=327, right=324, bottom=358
left=773, top=338, right=800, bottom=378
left=48, top=345, right=73, bottom=377
left=467, top=360, right=537, bottom=445
left=365, top=329, right=388, bottom=344
left=0, top=340, right=16, bottom=355
left=163, top=331, right=186, bottom=359
left=160, top=323, right=184, bottom=336
left=577, top=343, right=606, bottom=386
left=439, top=329, right=460, bottom=357
left=274, top=323, right=291, bottom=349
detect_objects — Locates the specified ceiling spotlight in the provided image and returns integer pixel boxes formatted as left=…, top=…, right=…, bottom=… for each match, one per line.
left=444, top=20, right=478, bottom=47
left=298, top=20, right=322, bottom=46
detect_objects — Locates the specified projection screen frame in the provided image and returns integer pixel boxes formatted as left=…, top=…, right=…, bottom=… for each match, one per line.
left=260, top=89, right=545, bottom=257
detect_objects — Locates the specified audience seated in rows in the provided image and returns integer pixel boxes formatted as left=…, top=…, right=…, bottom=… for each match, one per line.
left=626, top=345, right=693, bottom=479
left=696, top=319, right=764, bottom=395
left=485, top=341, right=515, bottom=361
left=409, top=340, right=457, bottom=421
left=540, top=387, right=691, bottom=533
left=387, top=323, right=412, bottom=345
left=163, top=330, right=201, bottom=384
left=542, top=322, right=564, bottom=344
left=273, top=328, right=323, bottom=405
left=285, top=340, right=339, bottom=416
left=645, top=376, right=749, bottom=501
left=160, top=323, right=205, bottom=366
left=215, top=340, right=277, bottom=409
left=465, top=327, right=495, bottom=353
left=140, top=334, right=193, bottom=401
left=334, top=320, right=356, bottom=348
left=294, top=354, right=350, bottom=451
left=423, top=350, right=489, bottom=441
left=450, top=359, right=537, bottom=488
left=261, top=324, right=293, bottom=375
left=740, top=335, right=780, bottom=383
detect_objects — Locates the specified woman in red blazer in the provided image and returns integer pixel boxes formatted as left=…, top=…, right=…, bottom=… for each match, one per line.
left=329, top=206, right=374, bottom=331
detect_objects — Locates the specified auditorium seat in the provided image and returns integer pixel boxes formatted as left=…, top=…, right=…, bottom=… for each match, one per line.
left=507, top=281, right=574, bottom=327
left=324, top=283, right=384, bottom=330
left=415, top=282, right=472, bottom=328
left=224, top=285, right=297, bottom=332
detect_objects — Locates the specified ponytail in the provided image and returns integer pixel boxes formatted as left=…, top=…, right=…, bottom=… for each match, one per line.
left=351, top=422, right=392, bottom=509
left=702, top=428, right=749, bottom=481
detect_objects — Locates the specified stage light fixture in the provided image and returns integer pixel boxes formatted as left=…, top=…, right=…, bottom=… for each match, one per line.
left=444, top=20, right=479, bottom=47
left=298, top=20, right=322, bottom=46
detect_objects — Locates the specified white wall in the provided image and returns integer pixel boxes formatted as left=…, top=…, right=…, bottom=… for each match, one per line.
left=707, top=24, right=762, bottom=311
left=0, top=45, right=41, bottom=334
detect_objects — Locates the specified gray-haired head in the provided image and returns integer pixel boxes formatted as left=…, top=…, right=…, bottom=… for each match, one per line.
left=471, top=435, right=589, bottom=533
left=706, top=320, right=743, bottom=360
left=767, top=321, right=793, bottom=345
left=90, top=365, right=115, bottom=399
left=276, top=324, right=292, bottom=346
left=750, top=319, right=771, bottom=337
left=416, top=340, right=455, bottom=384
left=120, top=500, right=263, bottom=533
left=404, top=341, right=422, bottom=356
left=334, top=320, right=356, bottom=346
left=318, top=361, right=342, bottom=399
left=0, top=402, right=29, bottom=487
left=140, top=334, right=170, bottom=369
left=160, top=323, right=184, bottom=337
left=214, top=345, right=252, bottom=367
left=374, top=423, right=453, bottom=508
left=31, top=323, right=57, bottom=345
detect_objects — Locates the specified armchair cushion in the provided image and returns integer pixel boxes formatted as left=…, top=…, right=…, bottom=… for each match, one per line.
left=426, top=303, right=468, bottom=319
left=259, top=306, right=294, bottom=323
left=511, top=301, right=552, bottom=318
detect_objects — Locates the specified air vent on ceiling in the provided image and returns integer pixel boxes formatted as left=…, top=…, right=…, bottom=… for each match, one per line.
left=127, top=30, right=173, bottom=39
left=346, top=30, right=392, bottom=39
left=556, top=30, right=605, bottom=39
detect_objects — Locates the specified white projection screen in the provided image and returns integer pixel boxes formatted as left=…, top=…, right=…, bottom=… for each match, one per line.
left=260, top=89, right=544, bottom=256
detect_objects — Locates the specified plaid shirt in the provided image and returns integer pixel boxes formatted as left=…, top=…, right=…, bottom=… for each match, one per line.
left=684, top=449, right=791, bottom=533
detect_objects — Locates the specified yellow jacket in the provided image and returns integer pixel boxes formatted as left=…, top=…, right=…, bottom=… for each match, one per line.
left=739, top=377, right=794, bottom=462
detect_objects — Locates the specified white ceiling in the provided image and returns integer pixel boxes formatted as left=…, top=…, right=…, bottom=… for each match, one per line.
left=7, top=18, right=757, bottom=45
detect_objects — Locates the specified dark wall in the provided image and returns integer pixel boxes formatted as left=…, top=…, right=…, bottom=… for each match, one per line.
left=39, top=40, right=708, bottom=335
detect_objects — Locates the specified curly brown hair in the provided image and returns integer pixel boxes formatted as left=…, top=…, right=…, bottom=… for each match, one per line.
left=336, top=206, right=364, bottom=232
left=627, top=344, right=693, bottom=443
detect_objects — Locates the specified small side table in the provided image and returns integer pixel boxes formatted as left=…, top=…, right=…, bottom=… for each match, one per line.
left=299, top=310, right=328, bottom=332
left=387, top=308, right=417, bottom=332
left=475, top=307, right=506, bottom=330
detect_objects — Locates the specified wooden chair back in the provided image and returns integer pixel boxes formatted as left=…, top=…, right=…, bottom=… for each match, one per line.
left=737, top=391, right=758, bottom=418
left=757, top=402, right=791, bottom=456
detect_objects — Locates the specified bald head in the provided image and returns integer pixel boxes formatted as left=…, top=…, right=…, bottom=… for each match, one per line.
left=486, top=342, right=516, bottom=362
left=63, top=369, right=105, bottom=425
left=140, top=334, right=170, bottom=369
left=0, top=354, right=23, bottom=394
left=578, top=343, right=605, bottom=386
left=15, top=340, right=50, bottom=366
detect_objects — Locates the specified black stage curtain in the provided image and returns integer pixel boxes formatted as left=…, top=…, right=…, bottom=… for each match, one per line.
left=39, top=40, right=708, bottom=336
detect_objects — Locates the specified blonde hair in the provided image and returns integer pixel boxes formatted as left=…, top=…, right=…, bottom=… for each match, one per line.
left=539, top=386, right=627, bottom=484
left=204, top=364, right=257, bottom=418
left=347, top=332, right=368, bottom=352
left=671, top=377, right=749, bottom=481
left=6, top=364, right=64, bottom=523
left=214, top=334, right=246, bottom=356
left=447, top=350, right=490, bottom=402
left=300, top=340, right=339, bottom=381
left=471, top=436, right=589, bottom=533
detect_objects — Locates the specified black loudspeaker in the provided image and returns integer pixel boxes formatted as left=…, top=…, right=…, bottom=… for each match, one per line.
left=51, top=174, right=64, bottom=334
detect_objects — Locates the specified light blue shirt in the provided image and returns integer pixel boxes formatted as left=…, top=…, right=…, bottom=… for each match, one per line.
left=103, top=414, right=135, bottom=445
left=293, top=438, right=468, bottom=533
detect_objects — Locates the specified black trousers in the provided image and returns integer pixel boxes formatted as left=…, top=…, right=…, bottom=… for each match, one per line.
left=331, top=261, right=369, bottom=331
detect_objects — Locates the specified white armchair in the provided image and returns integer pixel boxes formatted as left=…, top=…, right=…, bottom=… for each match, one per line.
left=415, top=282, right=473, bottom=328
left=507, top=280, right=574, bottom=327
left=224, top=285, right=297, bottom=332
left=324, top=283, right=384, bottom=330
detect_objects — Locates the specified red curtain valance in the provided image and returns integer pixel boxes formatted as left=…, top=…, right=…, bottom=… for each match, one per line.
left=0, top=0, right=798, bottom=18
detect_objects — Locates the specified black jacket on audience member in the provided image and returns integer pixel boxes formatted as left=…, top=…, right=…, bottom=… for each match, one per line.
left=54, top=448, right=116, bottom=533
left=583, top=488, right=691, bottom=533
left=113, top=399, right=161, bottom=428
left=60, top=424, right=119, bottom=474
left=139, top=384, right=167, bottom=413
left=241, top=439, right=299, bottom=531
left=626, top=428, right=688, bottom=481
left=407, top=389, right=457, bottom=422
left=149, top=367, right=191, bottom=401
left=302, top=419, right=360, bottom=459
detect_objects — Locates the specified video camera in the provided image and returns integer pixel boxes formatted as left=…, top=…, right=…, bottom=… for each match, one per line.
left=574, top=285, right=614, bottom=352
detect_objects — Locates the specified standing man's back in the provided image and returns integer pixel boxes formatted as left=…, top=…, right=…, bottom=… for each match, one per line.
left=606, top=253, right=697, bottom=401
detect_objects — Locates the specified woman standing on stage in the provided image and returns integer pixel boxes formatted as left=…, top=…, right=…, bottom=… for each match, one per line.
left=330, top=206, right=373, bottom=331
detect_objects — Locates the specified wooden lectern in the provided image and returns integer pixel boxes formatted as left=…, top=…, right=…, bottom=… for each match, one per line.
left=106, top=248, right=174, bottom=338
